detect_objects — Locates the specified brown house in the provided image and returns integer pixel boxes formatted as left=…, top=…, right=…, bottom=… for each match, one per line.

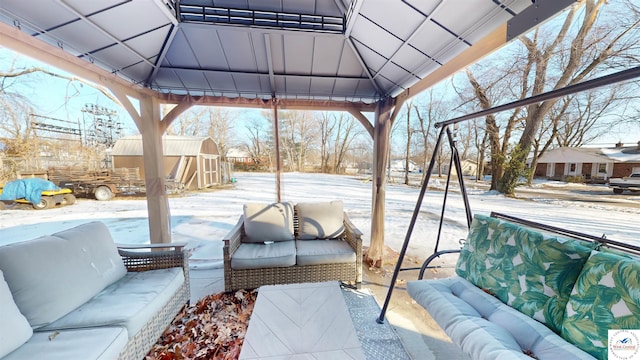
left=112, top=135, right=221, bottom=190
left=534, top=142, right=640, bottom=182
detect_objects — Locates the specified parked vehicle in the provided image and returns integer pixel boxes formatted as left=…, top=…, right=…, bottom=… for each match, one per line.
left=608, top=173, right=640, bottom=194
left=0, top=179, right=76, bottom=210
left=47, top=167, right=145, bottom=201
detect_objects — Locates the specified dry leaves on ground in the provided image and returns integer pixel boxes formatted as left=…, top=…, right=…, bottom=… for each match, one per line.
left=146, top=289, right=258, bottom=360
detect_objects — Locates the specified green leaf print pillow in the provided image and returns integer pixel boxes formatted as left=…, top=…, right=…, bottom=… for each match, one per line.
left=456, top=214, right=595, bottom=333
left=561, top=251, right=640, bottom=360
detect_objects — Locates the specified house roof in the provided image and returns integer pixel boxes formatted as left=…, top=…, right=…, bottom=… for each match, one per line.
left=226, top=148, right=251, bottom=158
left=112, top=135, right=219, bottom=156
left=538, top=147, right=614, bottom=164
left=539, top=145, right=640, bottom=164
left=599, top=145, right=640, bottom=162
left=0, top=0, right=575, bottom=104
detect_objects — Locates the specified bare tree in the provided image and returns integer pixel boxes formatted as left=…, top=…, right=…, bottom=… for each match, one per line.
left=499, top=0, right=640, bottom=194
left=243, top=117, right=273, bottom=169
left=166, top=106, right=205, bottom=136
left=410, top=89, right=451, bottom=184
left=317, top=112, right=335, bottom=172
left=460, top=1, right=640, bottom=194
left=471, top=119, right=489, bottom=181
left=205, top=107, right=237, bottom=160
left=332, top=112, right=360, bottom=174
left=278, top=110, right=317, bottom=172
left=554, top=88, right=624, bottom=147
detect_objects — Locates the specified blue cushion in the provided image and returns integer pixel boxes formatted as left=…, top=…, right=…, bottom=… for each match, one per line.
left=408, top=277, right=596, bottom=360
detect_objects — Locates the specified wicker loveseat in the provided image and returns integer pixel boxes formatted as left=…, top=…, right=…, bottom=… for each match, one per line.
left=0, top=222, right=189, bottom=360
left=223, top=200, right=363, bottom=292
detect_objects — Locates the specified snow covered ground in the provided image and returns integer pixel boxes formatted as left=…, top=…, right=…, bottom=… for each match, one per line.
left=1, top=172, right=638, bottom=269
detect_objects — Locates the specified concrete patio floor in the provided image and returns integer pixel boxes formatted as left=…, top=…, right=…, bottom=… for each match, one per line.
left=188, top=258, right=469, bottom=360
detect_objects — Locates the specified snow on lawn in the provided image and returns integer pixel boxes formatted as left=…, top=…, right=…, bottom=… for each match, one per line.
left=1, top=172, right=638, bottom=269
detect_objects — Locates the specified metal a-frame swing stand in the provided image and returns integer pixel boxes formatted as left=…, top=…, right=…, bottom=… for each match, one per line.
left=376, top=123, right=473, bottom=324
left=375, top=65, right=640, bottom=324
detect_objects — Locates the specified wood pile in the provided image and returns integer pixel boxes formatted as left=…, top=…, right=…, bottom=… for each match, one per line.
left=47, top=167, right=143, bottom=184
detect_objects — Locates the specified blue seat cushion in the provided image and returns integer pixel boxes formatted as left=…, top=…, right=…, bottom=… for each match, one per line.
left=407, top=277, right=595, bottom=360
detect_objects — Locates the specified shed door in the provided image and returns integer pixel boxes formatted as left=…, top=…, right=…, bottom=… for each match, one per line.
left=201, top=155, right=219, bottom=187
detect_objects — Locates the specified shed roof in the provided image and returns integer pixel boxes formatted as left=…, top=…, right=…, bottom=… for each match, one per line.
left=112, top=135, right=219, bottom=157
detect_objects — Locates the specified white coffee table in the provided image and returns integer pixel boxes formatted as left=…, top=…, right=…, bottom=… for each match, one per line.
left=239, top=281, right=365, bottom=359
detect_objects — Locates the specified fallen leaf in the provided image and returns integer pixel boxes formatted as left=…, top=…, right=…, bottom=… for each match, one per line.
left=146, top=289, right=258, bottom=360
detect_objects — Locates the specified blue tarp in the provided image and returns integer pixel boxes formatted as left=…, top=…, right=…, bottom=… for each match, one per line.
left=0, top=178, right=61, bottom=204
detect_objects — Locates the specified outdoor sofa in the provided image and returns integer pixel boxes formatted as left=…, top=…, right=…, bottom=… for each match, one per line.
left=408, top=213, right=640, bottom=360
left=0, top=221, right=189, bottom=360
left=223, top=200, right=363, bottom=291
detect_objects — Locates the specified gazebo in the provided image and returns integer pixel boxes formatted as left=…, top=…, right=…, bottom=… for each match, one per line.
left=0, top=0, right=579, bottom=265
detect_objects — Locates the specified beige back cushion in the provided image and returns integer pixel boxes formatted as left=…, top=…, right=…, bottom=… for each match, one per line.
left=0, top=270, right=33, bottom=358
left=0, top=222, right=127, bottom=328
left=296, top=200, right=344, bottom=240
left=243, top=202, right=295, bottom=243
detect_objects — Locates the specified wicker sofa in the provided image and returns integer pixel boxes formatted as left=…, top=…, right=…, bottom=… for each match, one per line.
left=408, top=213, right=640, bottom=360
left=0, top=222, right=189, bottom=360
left=223, top=200, right=363, bottom=292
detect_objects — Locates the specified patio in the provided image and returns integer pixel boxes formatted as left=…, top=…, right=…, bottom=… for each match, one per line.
left=2, top=1, right=636, bottom=359
left=187, top=256, right=469, bottom=360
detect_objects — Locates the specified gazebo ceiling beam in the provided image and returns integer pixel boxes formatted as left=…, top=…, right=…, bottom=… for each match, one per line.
left=157, top=94, right=377, bottom=112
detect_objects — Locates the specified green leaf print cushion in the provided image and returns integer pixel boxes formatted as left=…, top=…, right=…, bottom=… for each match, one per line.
left=561, top=251, right=640, bottom=360
left=455, top=214, right=595, bottom=333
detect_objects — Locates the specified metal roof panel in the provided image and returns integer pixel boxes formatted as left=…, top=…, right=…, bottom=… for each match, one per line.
left=283, top=35, right=314, bottom=74
left=0, top=0, right=574, bottom=103
left=218, top=29, right=259, bottom=72
left=360, top=0, right=425, bottom=40
left=203, top=71, right=237, bottom=92
left=181, top=26, right=226, bottom=69
left=351, top=16, right=403, bottom=60
left=311, top=36, right=343, bottom=75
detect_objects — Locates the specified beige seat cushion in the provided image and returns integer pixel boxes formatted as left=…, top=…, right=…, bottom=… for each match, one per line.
left=3, top=327, right=128, bottom=360
left=295, top=240, right=355, bottom=266
left=243, top=202, right=295, bottom=243
left=231, top=241, right=296, bottom=269
left=296, top=200, right=344, bottom=240
left=39, top=268, right=184, bottom=337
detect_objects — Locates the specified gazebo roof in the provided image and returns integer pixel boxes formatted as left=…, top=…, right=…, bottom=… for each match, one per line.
left=0, top=0, right=575, bottom=104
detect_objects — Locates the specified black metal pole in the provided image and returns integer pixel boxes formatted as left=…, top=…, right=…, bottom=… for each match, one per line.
left=447, top=127, right=473, bottom=227
left=436, top=66, right=640, bottom=129
left=434, top=145, right=455, bottom=254
left=377, top=125, right=447, bottom=324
